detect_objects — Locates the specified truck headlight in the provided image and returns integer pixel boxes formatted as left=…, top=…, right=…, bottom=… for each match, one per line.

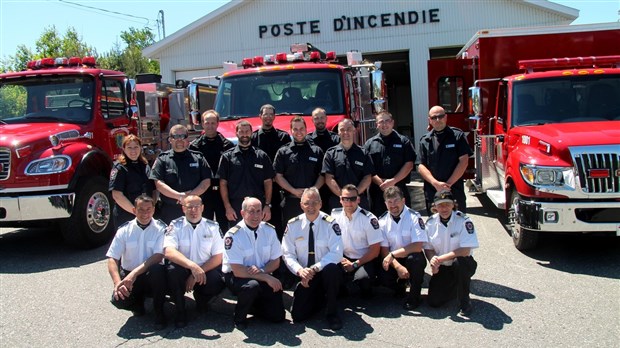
left=25, top=155, right=72, bottom=175
left=520, top=164, right=574, bottom=187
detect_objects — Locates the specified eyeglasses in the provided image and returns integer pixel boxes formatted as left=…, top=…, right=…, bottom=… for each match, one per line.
left=429, top=114, right=446, bottom=121
left=341, top=196, right=358, bottom=202
left=170, top=134, right=189, bottom=140
left=302, top=200, right=321, bottom=207
left=244, top=209, right=262, bottom=215
left=184, top=204, right=202, bottom=210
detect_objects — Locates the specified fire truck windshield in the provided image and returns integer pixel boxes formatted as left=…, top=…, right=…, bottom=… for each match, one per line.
left=0, top=76, right=95, bottom=124
left=512, top=75, right=620, bottom=127
left=214, top=69, right=344, bottom=119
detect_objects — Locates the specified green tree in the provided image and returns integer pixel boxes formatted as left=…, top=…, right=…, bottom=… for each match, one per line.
left=98, top=27, right=160, bottom=77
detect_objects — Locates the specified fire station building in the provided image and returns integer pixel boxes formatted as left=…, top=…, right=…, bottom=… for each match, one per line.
left=143, top=0, right=577, bottom=143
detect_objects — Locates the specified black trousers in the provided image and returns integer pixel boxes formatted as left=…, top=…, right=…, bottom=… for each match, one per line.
left=378, top=252, right=427, bottom=301
left=340, top=256, right=377, bottom=295
left=224, top=273, right=285, bottom=324
left=202, top=185, right=228, bottom=229
left=281, top=196, right=302, bottom=227
left=166, top=262, right=225, bottom=314
left=427, top=256, right=477, bottom=308
left=158, top=201, right=183, bottom=225
left=289, top=263, right=341, bottom=322
left=110, top=263, right=167, bottom=314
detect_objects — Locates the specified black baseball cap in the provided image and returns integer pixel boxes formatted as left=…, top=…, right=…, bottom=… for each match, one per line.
left=434, top=190, right=454, bottom=204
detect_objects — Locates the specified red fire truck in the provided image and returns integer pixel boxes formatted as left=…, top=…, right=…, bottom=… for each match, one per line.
left=427, top=23, right=620, bottom=250
left=187, top=43, right=387, bottom=143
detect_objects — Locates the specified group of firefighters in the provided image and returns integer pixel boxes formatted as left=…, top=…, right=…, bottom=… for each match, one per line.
left=106, top=104, right=479, bottom=332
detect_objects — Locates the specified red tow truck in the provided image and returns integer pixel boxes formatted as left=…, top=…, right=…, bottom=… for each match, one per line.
left=427, top=23, right=620, bottom=249
left=187, top=43, right=387, bottom=144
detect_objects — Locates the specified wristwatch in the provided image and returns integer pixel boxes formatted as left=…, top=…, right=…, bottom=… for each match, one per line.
left=266, top=203, right=272, bottom=208
left=352, top=261, right=360, bottom=270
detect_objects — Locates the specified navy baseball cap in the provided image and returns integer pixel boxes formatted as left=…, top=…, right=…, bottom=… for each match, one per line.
left=434, top=190, right=454, bottom=204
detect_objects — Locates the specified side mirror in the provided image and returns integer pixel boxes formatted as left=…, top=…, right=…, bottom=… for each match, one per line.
left=469, top=87, right=482, bottom=116
left=188, top=83, right=200, bottom=126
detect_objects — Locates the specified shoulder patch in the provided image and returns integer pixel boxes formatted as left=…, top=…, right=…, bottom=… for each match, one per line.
left=465, top=221, right=475, bottom=234
left=332, top=222, right=341, bottom=236
left=288, top=216, right=301, bottom=224
left=418, top=218, right=426, bottom=230
left=370, top=217, right=380, bottom=230
left=227, top=225, right=241, bottom=235
left=322, top=215, right=334, bottom=223
left=224, top=236, right=233, bottom=250
left=109, top=167, right=118, bottom=181
left=164, top=224, right=174, bottom=236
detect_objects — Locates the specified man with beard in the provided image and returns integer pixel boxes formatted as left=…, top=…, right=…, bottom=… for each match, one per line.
left=190, top=110, right=234, bottom=228
left=251, top=104, right=291, bottom=236
left=307, top=107, right=340, bottom=212
left=150, top=125, right=212, bottom=224
left=218, top=120, right=275, bottom=229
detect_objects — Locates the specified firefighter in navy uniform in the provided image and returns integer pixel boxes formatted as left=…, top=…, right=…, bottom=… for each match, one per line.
left=163, top=195, right=225, bottom=328
left=281, top=187, right=344, bottom=330
left=331, top=184, right=383, bottom=298
left=424, top=190, right=478, bottom=316
left=106, top=195, right=167, bottom=330
left=378, top=186, right=428, bottom=310
left=189, top=110, right=234, bottom=228
left=418, top=106, right=472, bottom=215
left=222, top=197, right=285, bottom=330
left=150, top=125, right=212, bottom=224
left=274, top=116, right=324, bottom=228
left=322, top=119, right=374, bottom=210
left=364, top=111, right=416, bottom=217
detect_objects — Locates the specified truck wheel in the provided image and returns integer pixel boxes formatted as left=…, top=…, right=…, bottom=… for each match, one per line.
left=508, top=190, right=539, bottom=250
left=62, top=177, right=114, bottom=248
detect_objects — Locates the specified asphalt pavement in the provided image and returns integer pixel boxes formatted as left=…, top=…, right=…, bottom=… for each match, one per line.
left=1, top=191, right=619, bottom=347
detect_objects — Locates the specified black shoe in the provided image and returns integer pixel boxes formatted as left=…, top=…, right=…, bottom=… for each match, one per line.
left=403, top=298, right=421, bottom=311
left=393, top=286, right=407, bottom=299
left=154, top=313, right=167, bottom=330
left=459, top=301, right=473, bottom=316
left=174, top=311, right=187, bottom=328
left=326, top=314, right=343, bottom=331
left=130, top=303, right=146, bottom=317
left=234, top=320, right=248, bottom=330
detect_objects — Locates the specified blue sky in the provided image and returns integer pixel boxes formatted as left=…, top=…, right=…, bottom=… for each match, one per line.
left=1, top=0, right=619, bottom=59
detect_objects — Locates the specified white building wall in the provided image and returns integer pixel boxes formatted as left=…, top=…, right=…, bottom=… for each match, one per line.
left=147, top=0, right=574, bottom=143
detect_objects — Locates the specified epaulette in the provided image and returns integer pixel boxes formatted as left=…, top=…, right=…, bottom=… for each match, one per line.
left=288, top=216, right=301, bottom=224
left=227, top=225, right=241, bottom=234
left=322, top=215, right=335, bottom=223
left=265, top=222, right=276, bottom=229
left=117, top=220, right=131, bottom=230
left=170, top=216, right=184, bottom=225
left=204, top=218, right=218, bottom=226
left=359, top=208, right=373, bottom=218
left=153, top=219, right=167, bottom=228
left=331, top=207, right=343, bottom=214
left=456, top=211, right=469, bottom=219
left=378, top=211, right=388, bottom=219
left=407, top=208, right=418, bottom=215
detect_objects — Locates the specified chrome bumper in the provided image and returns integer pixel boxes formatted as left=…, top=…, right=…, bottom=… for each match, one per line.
left=0, top=193, right=75, bottom=222
left=516, top=199, right=620, bottom=234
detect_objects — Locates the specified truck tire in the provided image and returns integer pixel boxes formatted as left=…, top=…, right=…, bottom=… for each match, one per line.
left=61, top=176, right=114, bottom=248
left=509, top=190, right=539, bottom=250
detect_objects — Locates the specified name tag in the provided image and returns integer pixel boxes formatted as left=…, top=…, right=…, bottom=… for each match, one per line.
left=190, top=162, right=199, bottom=167
left=295, top=237, right=304, bottom=241
left=393, top=144, right=402, bottom=148
left=255, top=164, right=263, bottom=169
left=355, top=161, right=364, bottom=166
left=309, top=157, right=318, bottom=162
left=446, top=144, right=455, bottom=149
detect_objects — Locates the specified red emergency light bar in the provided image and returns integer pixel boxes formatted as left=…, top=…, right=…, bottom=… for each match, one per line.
left=25, top=56, right=97, bottom=70
left=519, top=55, right=620, bottom=73
left=239, top=50, right=339, bottom=69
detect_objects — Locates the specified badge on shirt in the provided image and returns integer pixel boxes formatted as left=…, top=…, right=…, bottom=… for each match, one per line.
left=332, top=223, right=341, bottom=236
left=393, top=144, right=402, bottom=148
left=190, top=162, right=199, bottom=167
left=309, top=157, right=318, bottom=162
left=465, top=221, right=475, bottom=234
left=446, top=144, right=455, bottom=148
left=255, top=164, right=263, bottom=169
left=418, top=218, right=425, bottom=230
left=370, top=218, right=380, bottom=230
left=224, top=236, right=233, bottom=249
left=355, top=161, right=364, bottom=166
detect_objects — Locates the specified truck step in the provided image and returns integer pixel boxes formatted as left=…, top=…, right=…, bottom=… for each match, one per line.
left=487, top=190, right=506, bottom=209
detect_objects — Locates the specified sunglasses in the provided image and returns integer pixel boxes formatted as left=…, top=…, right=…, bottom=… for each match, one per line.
left=341, top=196, right=358, bottom=202
left=170, top=134, right=189, bottom=140
left=429, top=114, right=446, bottom=121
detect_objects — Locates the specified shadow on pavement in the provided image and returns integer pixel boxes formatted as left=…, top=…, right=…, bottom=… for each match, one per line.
left=0, top=227, right=107, bottom=273
left=471, top=279, right=536, bottom=302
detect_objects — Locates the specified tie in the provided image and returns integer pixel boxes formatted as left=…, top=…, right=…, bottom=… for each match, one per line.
left=308, top=222, right=315, bottom=266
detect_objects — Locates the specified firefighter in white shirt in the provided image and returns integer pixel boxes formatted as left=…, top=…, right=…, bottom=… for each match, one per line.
left=379, top=186, right=428, bottom=310
left=282, top=187, right=344, bottom=330
left=222, top=197, right=285, bottom=330
left=106, top=194, right=167, bottom=330
left=332, top=184, right=383, bottom=298
left=424, top=190, right=478, bottom=316
left=164, top=195, right=225, bottom=328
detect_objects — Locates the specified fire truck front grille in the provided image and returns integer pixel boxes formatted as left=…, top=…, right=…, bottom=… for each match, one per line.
left=571, top=146, right=620, bottom=194
left=0, top=147, right=10, bottom=180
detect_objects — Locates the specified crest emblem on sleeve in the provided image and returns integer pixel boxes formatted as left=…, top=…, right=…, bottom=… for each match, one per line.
left=224, top=236, right=233, bottom=250
left=109, top=168, right=118, bottom=181
left=465, top=221, right=475, bottom=234
left=332, top=223, right=341, bottom=236
left=165, top=224, right=174, bottom=236
left=370, top=218, right=380, bottom=230
left=418, top=218, right=426, bottom=230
